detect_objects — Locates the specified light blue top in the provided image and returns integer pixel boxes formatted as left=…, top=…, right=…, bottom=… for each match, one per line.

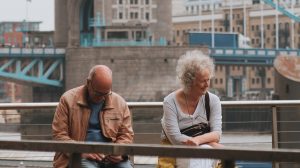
left=161, top=91, right=222, bottom=145
left=86, top=100, right=110, bottom=142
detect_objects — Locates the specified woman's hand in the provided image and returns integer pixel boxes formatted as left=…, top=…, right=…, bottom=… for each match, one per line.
left=182, top=137, right=199, bottom=146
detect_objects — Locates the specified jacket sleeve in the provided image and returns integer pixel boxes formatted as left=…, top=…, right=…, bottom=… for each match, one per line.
left=52, top=95, right=75, bottom=142
left=115, top=103, right=134, bottom=144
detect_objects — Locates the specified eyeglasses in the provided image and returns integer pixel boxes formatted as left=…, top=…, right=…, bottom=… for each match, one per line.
left=89, top=81, right=112, bottom=97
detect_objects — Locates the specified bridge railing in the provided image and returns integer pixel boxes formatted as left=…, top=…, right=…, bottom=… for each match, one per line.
left=0, top=48, right=65, bottom=57
left=0, top=101, right=300, bottom=167
left=209, top=47, right=300, bottom=65
left=0, top=139, right=300, bottom=168
left=1, top=101, right=300, bottom=145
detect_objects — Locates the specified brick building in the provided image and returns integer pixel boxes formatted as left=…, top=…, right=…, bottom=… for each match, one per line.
left=171, top=0, right=300, bottom=100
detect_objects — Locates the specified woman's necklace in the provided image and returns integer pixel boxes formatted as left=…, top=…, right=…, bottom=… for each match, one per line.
left=184, top=92, right=193, bottom=125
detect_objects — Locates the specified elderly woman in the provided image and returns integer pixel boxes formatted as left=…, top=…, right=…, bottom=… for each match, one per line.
left=158, top=50, right=222, bottom=168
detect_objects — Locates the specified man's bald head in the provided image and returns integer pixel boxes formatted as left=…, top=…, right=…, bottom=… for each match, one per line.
left=87, top=65, right=112, bottom=103
left=88, top=65, right=112, bottom=81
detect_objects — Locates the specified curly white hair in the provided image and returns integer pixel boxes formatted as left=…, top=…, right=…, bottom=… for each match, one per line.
left=176, top=50, right=215, bottom=91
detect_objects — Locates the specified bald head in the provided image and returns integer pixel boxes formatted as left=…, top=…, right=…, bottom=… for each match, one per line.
left=88, top=64, right=111, bottom=79
left=87, top=65, right=112, bottom=103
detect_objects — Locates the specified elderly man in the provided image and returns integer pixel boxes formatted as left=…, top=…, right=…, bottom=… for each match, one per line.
left=52, top=65, right=134, bottom=168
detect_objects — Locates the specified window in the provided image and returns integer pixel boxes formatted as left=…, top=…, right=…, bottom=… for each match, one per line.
left=107, top=31, right=128, bottom=39
left=253, top=0, right=260, bottom=4
left=119, top=0, right=122, bottom=4
left=256, top=78, right=260, bottom=84
left=119, top=12, right=123, bottom=19
left=286, top=84, right=289, bottom=93
left=215, top=78, right=218, bottom=84
left=130, top=12, right=134, bottom=19
left=145, top=0, right=149, bottom=4
left=220, top=78, right=223, bottom=84
left=145, top=12, right=150, bottom=20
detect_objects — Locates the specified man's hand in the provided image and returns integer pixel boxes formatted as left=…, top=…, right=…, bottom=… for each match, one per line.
left=81, top=153, right=105, bottom=161
left=104, top=155, right=124, bottom=163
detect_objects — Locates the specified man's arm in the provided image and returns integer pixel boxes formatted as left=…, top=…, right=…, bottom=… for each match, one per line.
left=105, top=102, right=134, bottom=163
left=52, top=96, right=74, bottom=141
left=115, top=104, right=134, bottom=144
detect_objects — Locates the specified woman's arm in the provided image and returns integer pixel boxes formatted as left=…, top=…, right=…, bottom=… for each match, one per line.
left=183, top=93, right=222, bottom=146
left=183, top=131, right=220, bottom=146
left=162, top=100, right=190, bottom=145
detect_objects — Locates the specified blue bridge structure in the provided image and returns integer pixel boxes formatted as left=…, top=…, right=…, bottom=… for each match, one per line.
left=0, top=48, right=65, bottom=87
left=0, top=47, right=299, bottom=87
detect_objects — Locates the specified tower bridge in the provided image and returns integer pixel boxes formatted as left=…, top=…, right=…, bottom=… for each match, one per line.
left=0, top=47, right=299, bottom=87
left=0, top=48, right=65, bottom=87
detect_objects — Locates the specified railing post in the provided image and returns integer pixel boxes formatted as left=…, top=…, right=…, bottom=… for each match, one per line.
left=69, top=153, right=81, bottom=168
left=221, top=160, right=235, bottom=168
left=272, top=106, right=279, bottom=168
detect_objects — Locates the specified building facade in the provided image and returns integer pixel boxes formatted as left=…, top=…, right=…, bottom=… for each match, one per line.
left=172, top=0, right=300, bottom=100
left=0, top=21, right=41, bottom=47
left=55, top=0, right=172, bottom=47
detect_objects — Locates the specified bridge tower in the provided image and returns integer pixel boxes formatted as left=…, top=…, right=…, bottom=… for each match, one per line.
left=54, top=0, right=68, bottom=47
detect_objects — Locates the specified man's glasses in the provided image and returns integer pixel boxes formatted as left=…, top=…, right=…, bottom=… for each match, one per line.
left=89, top=81, right=112, bottom=97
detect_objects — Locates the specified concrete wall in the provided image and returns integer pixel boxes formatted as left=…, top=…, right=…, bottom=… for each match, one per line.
left=275, top=71, right=300, bottom=100
left=65, top=46, right=208, bottom=101
left=274, top=70, right=300, bottom=164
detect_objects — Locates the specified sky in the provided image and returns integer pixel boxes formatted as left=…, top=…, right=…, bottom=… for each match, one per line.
left=0, top=0, right=54, bottom=31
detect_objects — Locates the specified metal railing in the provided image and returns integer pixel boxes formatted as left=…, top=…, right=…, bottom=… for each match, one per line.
left=0, top=100, right=300, bottom=167
left=0, top=139, right=300, bottom=168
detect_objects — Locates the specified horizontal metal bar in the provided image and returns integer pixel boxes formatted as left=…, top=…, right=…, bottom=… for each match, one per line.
left=0, top=100, right=300, bottom=110
left=0, top=102, right=58, bottom=109
left=0, top=140, right=299, bottom=163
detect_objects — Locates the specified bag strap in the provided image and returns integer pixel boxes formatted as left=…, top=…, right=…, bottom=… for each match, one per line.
left=205, top=92, right=210, bottom=122
left=162, top=92, right=210, bottom=143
